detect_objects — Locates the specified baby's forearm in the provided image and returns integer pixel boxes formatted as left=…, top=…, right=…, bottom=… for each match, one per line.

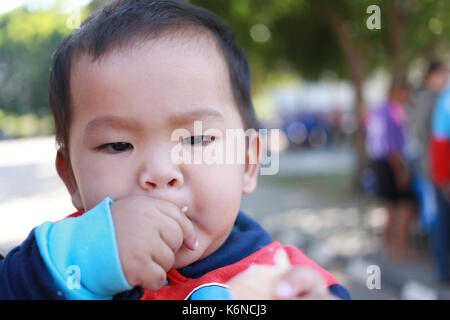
left=34, top=197, right=132, bottom=299
left=0, top=198, right=132, bottom=299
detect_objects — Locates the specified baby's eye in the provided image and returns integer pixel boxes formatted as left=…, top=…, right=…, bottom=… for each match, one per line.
left=98, top=142, right=133, bottom=153
left=181, top=135, right=215, bottom=146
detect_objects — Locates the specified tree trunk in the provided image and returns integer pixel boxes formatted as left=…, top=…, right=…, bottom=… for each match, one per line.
left=313, top=0, right=368, bottom=190
left=386, top=0, right=408, bottom=83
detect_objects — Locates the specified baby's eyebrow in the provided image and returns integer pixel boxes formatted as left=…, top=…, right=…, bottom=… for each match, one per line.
left=84, top=115, right=141, bottom=134
left=167, top=109, right=224, bottom=126
left=84, top=109, right=224, bottom=134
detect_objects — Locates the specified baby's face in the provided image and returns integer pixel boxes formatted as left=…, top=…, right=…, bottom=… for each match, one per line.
left=60, top=31, right=259, bottom=268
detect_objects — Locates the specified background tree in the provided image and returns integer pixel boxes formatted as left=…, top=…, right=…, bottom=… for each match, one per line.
left=0, top=7, right=71, bottom=136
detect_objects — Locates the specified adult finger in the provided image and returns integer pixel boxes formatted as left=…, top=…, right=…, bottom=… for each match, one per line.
left=274, top=267, right=328, bottom=299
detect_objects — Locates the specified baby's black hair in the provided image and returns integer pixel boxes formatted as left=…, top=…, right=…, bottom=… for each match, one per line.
left=48, top=0, right=259, bottom=159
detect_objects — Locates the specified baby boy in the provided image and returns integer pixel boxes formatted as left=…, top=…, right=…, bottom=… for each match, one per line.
left=0, top=0, right=350, bottom=300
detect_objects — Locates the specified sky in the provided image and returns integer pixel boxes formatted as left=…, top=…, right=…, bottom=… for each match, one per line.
left=0, top=0, right=91, bottom=14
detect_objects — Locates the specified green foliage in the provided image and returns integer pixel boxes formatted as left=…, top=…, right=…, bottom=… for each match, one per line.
left=0, top=5, right=87, bottom=137
left=0, top=109, right=54, bottom=138
left=402, top=0, right=450, bottom=62
left=192, top=0, right=449, bottom=83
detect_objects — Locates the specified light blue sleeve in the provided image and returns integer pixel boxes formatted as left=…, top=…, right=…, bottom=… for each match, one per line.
left=432, top=89, right=450, bottom=139
left=34, top=197, right=132, bottom=299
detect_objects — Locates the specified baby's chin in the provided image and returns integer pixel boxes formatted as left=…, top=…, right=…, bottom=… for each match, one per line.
left=173, top=234, right=229, bottom=269
left=172, top=246, right=204, bottom=269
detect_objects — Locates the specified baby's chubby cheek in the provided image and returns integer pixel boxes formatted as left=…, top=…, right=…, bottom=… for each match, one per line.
left=183, top=164, right=244, bottom=251
left=69, top=156, right=131, bottom=211
left=75, top=173, right=126, bottom=209
left=188, top=163, right=243, bottom=215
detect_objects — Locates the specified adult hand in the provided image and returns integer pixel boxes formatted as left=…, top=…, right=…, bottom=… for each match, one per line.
left=273, top=266, right=338, bottom=300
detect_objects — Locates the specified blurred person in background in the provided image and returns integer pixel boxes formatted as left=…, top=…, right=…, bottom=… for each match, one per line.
left=429, top=73, right=450, bottom=284
left=366, top=78, right=418, bottom=259
left=407, top=61, right=448, bottom=234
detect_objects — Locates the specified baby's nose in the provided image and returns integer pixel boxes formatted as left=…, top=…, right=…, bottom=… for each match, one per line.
left=140, top=173, right=183, bottom=190
left=138, top=163, right=184, bottom=190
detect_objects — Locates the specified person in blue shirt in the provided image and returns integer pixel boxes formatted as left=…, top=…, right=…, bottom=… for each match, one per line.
left=430, top=84, right=450, bottom=283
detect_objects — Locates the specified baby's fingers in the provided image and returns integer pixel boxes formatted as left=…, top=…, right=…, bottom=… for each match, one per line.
left=156, top=201, right=198, bottom=251
left=274, top=267, right=328, bottom=300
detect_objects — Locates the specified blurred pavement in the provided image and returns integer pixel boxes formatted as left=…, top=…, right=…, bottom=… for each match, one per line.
left=0, top=136, right=74, bottom=255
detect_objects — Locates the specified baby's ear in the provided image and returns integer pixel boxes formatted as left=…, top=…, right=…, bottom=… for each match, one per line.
left=242, top=131, right=261, bottom=195
left=55, top=150, right=84, bottom=211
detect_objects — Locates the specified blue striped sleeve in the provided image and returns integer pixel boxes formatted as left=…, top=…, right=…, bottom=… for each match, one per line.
left=34, top=197, right=132, bottom=299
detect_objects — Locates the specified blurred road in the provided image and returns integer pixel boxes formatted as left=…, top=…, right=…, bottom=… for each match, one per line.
left=1, top=136, right=449, bottom=299
left=0, top=136, right=74, bottom=254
